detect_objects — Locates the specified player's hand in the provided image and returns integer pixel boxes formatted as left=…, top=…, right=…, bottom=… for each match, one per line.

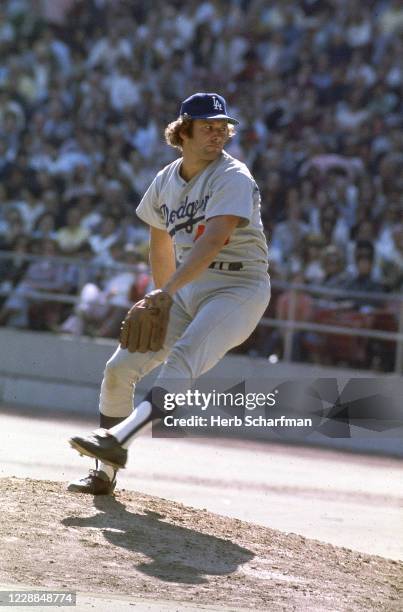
left=119, top=290, right=173, bottom=353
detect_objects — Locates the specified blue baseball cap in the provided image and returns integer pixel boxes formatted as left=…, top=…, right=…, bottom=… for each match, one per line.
left=179, top=92, right=239, bottom=125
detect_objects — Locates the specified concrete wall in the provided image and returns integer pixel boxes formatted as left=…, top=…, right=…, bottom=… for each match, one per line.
left=1, top=328, right=401, bottom=456
left=0, top=327, right=377, bottom=414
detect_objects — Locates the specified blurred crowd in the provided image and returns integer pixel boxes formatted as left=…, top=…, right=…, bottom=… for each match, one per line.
left=0, top=0, right=402, bottom=368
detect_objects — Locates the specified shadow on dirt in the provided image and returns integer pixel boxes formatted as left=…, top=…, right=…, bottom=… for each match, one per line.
left=62, top=495, right=254, bottom=584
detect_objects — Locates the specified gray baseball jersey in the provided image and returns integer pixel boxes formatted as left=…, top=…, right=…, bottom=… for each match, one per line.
left=136, top=151, right=268, bottom=265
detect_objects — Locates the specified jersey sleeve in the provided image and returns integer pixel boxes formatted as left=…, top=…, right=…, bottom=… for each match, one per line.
left=136, top=175, right=166, bottom=230
left=205, top=168, right=255, bottom=227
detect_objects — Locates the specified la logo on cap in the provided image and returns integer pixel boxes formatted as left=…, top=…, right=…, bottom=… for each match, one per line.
left=212, top=96, right=223, bottom=111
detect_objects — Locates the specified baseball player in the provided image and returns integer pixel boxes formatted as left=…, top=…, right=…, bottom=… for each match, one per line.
left=68, top=92, right=270, bottom=494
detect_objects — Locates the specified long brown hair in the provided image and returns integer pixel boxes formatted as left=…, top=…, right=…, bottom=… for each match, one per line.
left=164, top=117, right=236, bottom=151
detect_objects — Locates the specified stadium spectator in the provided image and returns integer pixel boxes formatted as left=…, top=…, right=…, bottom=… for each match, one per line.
left=321, top=246, right=349, bottom=290
left=31, top=211, right=58, bottom=241
left=344, top=241, right=384, bottom=310
left=0, top=238, right=71, bottom=329
left=0, top=0, right=401, bottom=370
left=0, top=207, right=26, bottom=250
left=55, top=206, right=90, bottom=255
left=379, top=224, right=403, bottom=292
left=88, top=215, right=121, bottom=264
left=60, top=244, right=150, bottom=338
left=271, top=193, right=310, bottom=269
left=299, top=234, right=326, bottom=284
left=13, top=189, right=45, bottom=233
left=0, top=234, right=30, bottom=307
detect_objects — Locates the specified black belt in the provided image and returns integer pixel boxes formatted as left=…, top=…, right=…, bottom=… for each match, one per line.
left=208, top=261, right=243, bottom=271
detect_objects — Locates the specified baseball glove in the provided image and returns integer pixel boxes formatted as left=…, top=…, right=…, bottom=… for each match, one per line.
left=119, top=289, right=173, bottom=353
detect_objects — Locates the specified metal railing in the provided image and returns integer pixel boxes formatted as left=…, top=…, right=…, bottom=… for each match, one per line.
left=0, top=250, right=140, bottom=300
left=263, top=280, right=403, bottom=374
left=1, top=250, right=402, bottom=372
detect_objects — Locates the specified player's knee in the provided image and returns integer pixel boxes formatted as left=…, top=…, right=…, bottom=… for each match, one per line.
left=102, top=361, right=120, bottom=391
left=103, top=357, right=132, bottom=388
left=164, top=344, right=195, bottom=379
left=103, top=351, right=143, bottom=390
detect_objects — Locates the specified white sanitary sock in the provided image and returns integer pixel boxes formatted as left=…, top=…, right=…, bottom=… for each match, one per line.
left=97, top=462, right=115, bottom=481
left=109, top=401, right=153, bottom=448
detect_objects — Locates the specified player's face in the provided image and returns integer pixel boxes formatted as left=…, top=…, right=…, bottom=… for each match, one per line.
left=183, top=119, right=229, bottom=161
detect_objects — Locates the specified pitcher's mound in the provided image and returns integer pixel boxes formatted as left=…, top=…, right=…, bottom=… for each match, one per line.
left=0, top=478, right=401, bottom=611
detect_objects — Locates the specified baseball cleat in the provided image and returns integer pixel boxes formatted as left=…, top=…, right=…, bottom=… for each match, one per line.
left=69, top=429, right=127, bottom=469
left=67, top=469, right=116, bottom=495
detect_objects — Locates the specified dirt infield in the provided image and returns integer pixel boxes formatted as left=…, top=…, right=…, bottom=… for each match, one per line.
left=0, top=478, right=402, bottom=611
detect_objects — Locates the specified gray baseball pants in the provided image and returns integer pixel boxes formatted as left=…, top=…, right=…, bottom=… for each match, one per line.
left=99, top=263, right=270, bottom=418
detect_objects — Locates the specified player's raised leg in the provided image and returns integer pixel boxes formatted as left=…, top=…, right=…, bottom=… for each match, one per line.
left=69, top=271, right=270, bottom=469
